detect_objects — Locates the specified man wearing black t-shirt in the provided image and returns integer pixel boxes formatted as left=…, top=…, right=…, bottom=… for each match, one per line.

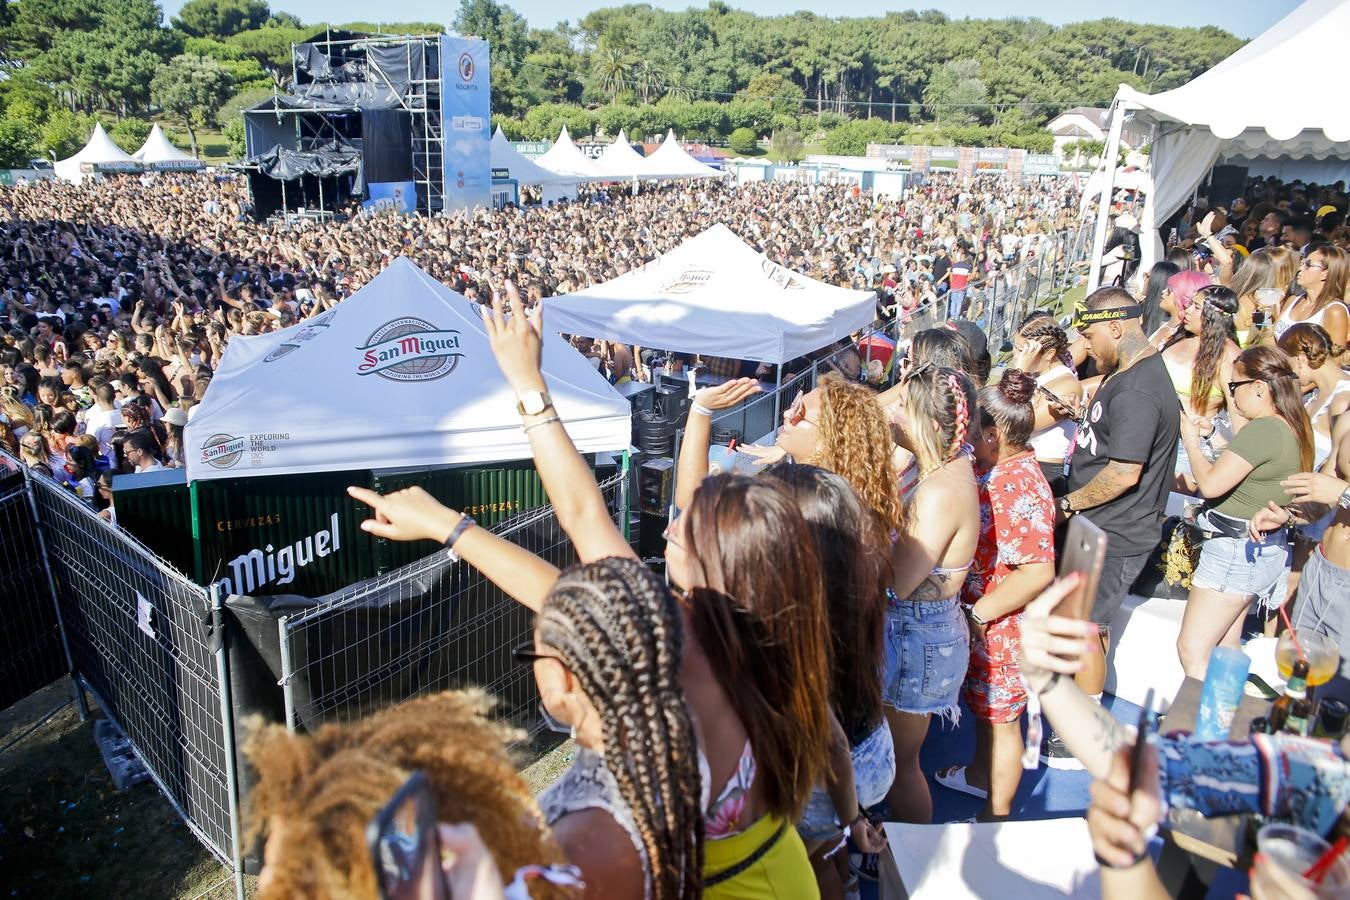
left=1043, top=287, right=1180, bottom=767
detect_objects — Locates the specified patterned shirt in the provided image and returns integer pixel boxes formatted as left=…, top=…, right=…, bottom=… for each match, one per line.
left=962, top=450, right=1056, bottom=611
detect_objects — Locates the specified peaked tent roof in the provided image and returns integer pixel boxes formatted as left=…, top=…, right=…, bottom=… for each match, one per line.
left=490, top=127, right=575, bottom=186
left=54, top=123, right=136, bottom=183
left=185, top=257, right=630, bottom=482
left=1117, top=0, right=1350, bottom=155
left=133, top=124, right=203, bottom=168
left=543, top=224, right=877, bottom=365
left=536, top=127, right=610, bottom=182
left=642, top=131, right=724, bottom=179
left=592, top=129, right=651, bottom=180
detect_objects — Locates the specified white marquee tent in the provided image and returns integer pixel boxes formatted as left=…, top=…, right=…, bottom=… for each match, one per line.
left=54, top=123, right=136, bottom=184
left=132, top=124, right=203, bottom=169
left=1089, top=0, right=1350, bottom=285
left=185, top=257, right=631, bottom=482
left=543, top=224, right=877, bottom=364
left=642, top=131, right=724, bottom=179
left=536, top=127, right=610, bottom=182
left=591, top=129, right=652, bottom=180
left=490, top=126, right=577, bottom=202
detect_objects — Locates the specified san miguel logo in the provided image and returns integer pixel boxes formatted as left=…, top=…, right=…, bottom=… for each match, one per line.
left=264, top=311, right=337, bottom=363
left=357, top=317, right=464, bottom=382
left=660, top=269, right=714, bottom=295
left=761, top=258, right=805, bottom=290
left=201, top=433, right=247, bottom=469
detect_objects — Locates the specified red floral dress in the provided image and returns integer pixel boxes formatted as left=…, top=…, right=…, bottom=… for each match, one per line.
left=961, top=451, right=1056, bottom=723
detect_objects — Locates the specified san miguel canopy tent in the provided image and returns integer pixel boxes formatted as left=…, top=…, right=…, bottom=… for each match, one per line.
left=536, top=127, right=610, bottom=182
left=185, top=257, right=631, bottom=482
left=543, top=224, right=877, bottom=365
left=1087, top=0, right=1350, bottom=287
left=643, top=131, right=724, bottom=179
left=132, top=124, right=204, bottom=171
left=54, top=123, right=137, bottom=184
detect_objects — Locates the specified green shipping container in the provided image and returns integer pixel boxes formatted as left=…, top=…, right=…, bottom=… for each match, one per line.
left=112, top=469, right=195, bottom=577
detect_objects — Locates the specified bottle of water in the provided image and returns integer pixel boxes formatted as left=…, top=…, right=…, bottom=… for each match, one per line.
left=1196, top=647, right=1250, bottom=741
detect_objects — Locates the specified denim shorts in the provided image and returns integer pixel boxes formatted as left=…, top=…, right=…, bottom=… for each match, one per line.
left=882, top=596, right=969, bottom=722
left=795, top=722, right=895, bottom=842
left=1192, top=514, right=1290, bottom=609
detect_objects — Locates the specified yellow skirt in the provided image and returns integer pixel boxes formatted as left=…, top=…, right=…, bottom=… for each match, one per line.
left=703, top=814, right=820, bottom=900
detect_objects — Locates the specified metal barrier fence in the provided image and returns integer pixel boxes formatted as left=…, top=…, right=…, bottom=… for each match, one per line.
left=276, top=471, right=626, bottom=738
left=0, top=465, right=69, bottom=711
left=979, top=222, right=1094, bottom=352
left=13, top=456, right=242, bottom=885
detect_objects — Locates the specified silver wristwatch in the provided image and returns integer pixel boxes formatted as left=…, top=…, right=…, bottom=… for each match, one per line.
left=1339, top=488, right=1350, bottom=511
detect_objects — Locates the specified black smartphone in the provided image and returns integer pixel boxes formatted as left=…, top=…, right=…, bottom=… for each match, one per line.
left=366, top=771, right=448, bottom=900
left=1251, top=310, right=1267, bottom=327
left=1057, top=516, right=1108, bottom=620
left=1128, top=688, right=1156, bottom=794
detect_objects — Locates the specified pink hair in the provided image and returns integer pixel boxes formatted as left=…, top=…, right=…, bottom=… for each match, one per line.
left=1167, top=270, right=1214, bottom=316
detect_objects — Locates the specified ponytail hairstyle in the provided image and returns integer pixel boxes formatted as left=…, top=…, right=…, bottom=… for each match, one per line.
left=539, top=558, right=704, bottom=900
left=1169, top=284, right=1238, bottom=410
left=902, top=365, right=977, bottom=474
left=978, top=368, right=1038, bottom=449
left=1278, top=322, right=1338, bottom=371
left=1016, top=315, right=1072, bottom=370
left=908, top=327, right=977, bottom=374
left=815, top=372, right=904, bottom=532
left=1235, top=346, right=1315, bottom=471
left=682, top=474, right=832, bottom=823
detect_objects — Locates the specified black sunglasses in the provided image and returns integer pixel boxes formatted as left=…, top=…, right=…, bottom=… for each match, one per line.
left=1227, top=379, right=1259, bottom=394
left=511, top=642, right=563, bottom=667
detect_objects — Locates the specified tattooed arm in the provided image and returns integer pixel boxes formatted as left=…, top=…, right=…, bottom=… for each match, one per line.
left=1064, top=460, right=1142, bottom=513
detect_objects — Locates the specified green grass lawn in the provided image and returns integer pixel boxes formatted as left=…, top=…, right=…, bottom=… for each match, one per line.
left=159, top=124, right=235, bottom=163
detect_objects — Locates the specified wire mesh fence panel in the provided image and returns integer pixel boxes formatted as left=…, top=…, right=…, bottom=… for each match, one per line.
left=279, top=473, right=625, bottom=743
left=26, top=471, right=232, bottom=863
left=0, top=466, right=67, bottom=712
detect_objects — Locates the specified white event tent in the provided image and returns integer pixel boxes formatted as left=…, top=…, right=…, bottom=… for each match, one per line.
left=543, top=224, right=877, bottom=365
left=132, top=124, right=204, bottom=170
left=54, top=123, right=136, bottom=184
left=185, top=257, right=631, bottom=482
left=592, top=129, right=652, bottom=180
left=536, top=127, right=610, bottom=182
left=1088, top=0, right=1350, bottom=287
left=490, top=126, right=577, bottom=202
left=642, top=131, right=724, bottom=179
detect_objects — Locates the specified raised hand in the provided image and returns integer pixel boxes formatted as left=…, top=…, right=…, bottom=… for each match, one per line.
left=1016, top=573, right=1099, bottom=691
left=347, top=485, right=460, bottom=544
left=693, top=377, right=762, bottom=411
left=484, top=280, right=546, bottom=395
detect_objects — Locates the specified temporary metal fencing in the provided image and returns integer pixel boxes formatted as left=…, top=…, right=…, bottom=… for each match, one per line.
left=0, top=464, right=69, bottom=711
left=276, top=471, right=626, bottom=738
left=978, top=222, right=1094, bottom=353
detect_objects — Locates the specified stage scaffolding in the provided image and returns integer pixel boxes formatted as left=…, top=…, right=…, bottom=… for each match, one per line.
left=293, top=31, right=444, bottom=214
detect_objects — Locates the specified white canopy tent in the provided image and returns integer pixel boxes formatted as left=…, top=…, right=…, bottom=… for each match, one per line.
left=1088, top=0, right=1350, bottom=289
left=535, top=127, right=610, bottom=182
left=490, top=126, right=577, bottom=202
left=185, top=257, right=631, bottom=482
left=54, top=123, right=136, bottom=184
left=543, top=224, right=877, bottom=365
left=132, top=124, right=203, bottom=170
left=592, top=129, right=651, bottom=180
left=642, top=131, right=724, bottom=179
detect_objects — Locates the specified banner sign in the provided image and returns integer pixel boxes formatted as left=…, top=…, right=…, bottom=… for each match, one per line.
left=511, top=140, right=550, bottom=158
left=1023, top=153, right=1061, bottom=176
left=928, top=147, right=960, bottom=161
left=439, top=35, right=491, bottom=212
left=867, top=144, right=915, bottom=161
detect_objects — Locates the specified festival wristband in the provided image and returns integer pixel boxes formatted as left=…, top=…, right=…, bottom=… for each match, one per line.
left=690, top=402, right=714, bottom=417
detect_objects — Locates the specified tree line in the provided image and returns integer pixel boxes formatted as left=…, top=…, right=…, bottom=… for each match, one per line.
left=0, top=0, right=1243, bottom=167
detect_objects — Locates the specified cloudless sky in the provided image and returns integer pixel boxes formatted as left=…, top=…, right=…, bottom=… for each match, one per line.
left=161, top=0, right=1300, bottom=40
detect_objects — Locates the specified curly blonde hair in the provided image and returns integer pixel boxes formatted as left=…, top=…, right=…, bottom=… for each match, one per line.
left=815, top=372, right=905, bottom=532
left=244, top=690, right=567, bottom=900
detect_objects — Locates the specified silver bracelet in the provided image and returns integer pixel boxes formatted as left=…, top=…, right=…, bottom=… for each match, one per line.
left=690, top=402, right=713, bottom=417
left=522, top=415, right=562, bottom=434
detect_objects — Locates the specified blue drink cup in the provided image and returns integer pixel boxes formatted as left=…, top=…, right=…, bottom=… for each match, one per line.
left=1196, top=647, right=1250, bottom=740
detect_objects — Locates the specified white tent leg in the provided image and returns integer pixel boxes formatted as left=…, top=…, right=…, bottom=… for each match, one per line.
left=1086, top=99, right=1128, bottom=295
left=774, top=364, right=783, bottom=426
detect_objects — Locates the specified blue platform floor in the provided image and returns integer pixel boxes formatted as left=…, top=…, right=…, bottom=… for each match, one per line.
left=858, top=694, right=1250, bottom=898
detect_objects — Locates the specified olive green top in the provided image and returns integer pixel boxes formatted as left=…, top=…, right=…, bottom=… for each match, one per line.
left=1214, top=416, right=1302, bottom=520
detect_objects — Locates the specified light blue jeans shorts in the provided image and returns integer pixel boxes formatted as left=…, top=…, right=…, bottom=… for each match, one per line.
left=1192, top=511, right=1290, bottom=611
left=796, top=721, right=896, bottom=842
left=882, top=595, right=970, bottom=724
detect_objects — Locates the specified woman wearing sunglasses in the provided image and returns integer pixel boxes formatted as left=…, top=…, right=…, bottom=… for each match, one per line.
left=1176, top=346, right=1314, bottom=678
left=1272, top=245, right=1349, bottom=356
left=351, top=283, right=825, bottom=899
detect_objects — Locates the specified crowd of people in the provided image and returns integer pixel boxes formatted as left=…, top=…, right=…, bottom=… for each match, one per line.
left=6, top=163, right=1350, bottom=899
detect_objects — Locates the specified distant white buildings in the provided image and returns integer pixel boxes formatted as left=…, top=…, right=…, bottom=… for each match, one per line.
left=1046, top=107, right=1151, bottom=164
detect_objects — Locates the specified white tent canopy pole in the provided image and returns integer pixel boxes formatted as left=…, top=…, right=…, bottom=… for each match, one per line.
left=1086, top=100, right=1129, bottom=295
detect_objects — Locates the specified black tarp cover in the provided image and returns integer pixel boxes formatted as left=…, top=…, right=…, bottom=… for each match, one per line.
left=240, top=141, right=363, bottom=184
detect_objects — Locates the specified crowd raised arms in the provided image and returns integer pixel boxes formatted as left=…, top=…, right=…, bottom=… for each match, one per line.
left=7, top=165, right=1350, bottom=898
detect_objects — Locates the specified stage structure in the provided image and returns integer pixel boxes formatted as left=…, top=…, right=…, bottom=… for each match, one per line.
left=238, top=30, right=449, bottom=218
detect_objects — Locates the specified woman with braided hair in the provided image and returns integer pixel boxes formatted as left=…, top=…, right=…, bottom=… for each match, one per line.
left=353, top=282, right=825, bottom=898
left=1009, top=312, right=1082, bottom=495
left=883, top=364, right=980, bottom=823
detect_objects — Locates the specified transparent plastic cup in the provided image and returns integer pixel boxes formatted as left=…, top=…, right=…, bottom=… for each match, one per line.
left=1256, top=824, right=1350, bottom=895
left=1256, top=287, right=1283, bottom=307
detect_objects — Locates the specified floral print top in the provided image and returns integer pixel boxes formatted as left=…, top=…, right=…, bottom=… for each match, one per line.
left=961, top=451, right=1056, bottom=613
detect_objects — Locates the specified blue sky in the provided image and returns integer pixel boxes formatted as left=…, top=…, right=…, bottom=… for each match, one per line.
left=162, top=0, right=1300, bottom=39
